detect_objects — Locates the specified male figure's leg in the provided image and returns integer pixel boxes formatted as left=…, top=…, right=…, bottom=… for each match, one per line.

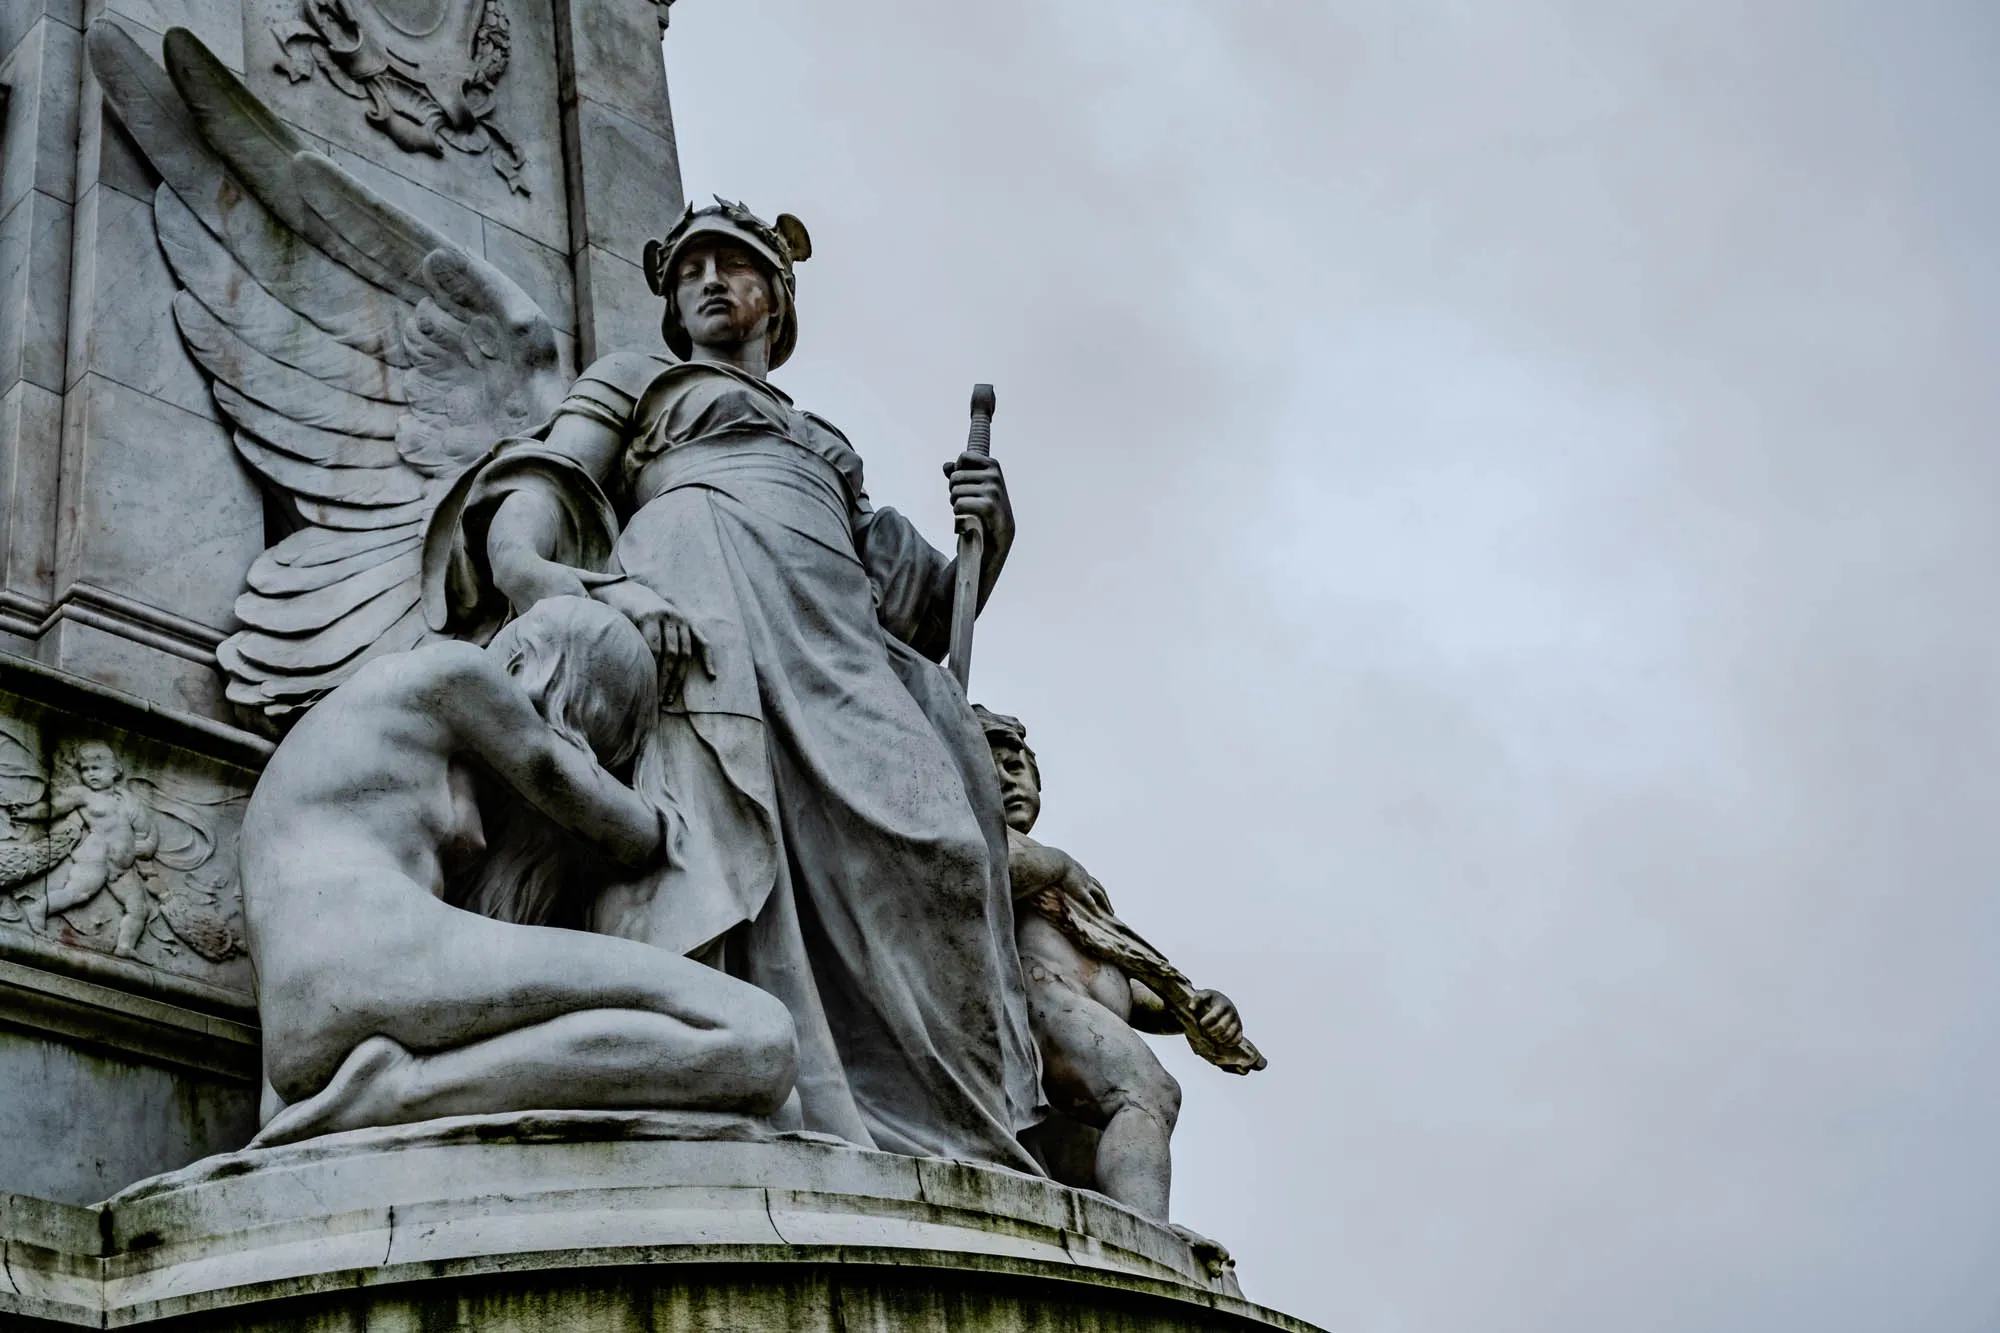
left=1026, top=968, right=1182, bottom=1223
left=41, top=853, right=109, bottom=920
left=105, top=869, right=149, bottom=955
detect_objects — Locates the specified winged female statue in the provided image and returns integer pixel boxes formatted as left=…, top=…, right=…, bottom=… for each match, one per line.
left=90, top=23, right=1043, bottom=1171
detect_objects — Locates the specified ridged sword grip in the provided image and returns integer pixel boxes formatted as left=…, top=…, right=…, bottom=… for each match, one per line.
left=967, top=383, right=996, bottom=456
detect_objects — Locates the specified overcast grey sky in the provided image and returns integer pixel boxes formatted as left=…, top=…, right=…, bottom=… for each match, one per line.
left=665, top=4, right=2000, bottom=1329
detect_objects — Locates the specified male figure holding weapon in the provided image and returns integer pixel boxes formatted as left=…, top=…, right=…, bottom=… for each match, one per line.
left=975, top=705, right=1265, bottom=1225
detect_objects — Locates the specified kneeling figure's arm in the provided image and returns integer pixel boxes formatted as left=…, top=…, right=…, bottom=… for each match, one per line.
left=433, top=651, right=661, bottom=869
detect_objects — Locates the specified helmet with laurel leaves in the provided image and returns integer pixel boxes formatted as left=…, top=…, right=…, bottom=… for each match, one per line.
left=644, top=197, right=812, bottom=369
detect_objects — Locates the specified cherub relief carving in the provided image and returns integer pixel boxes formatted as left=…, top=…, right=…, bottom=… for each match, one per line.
left=0, top=730, right=246, bottom=965
left=271, top=0, right=528, bottom=193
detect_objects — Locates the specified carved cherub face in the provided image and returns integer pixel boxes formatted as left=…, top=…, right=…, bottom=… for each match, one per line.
left=76, top=744, right=121, bottom=792
left=673, top=238, right=775, bottom=354
left=990, top=741, right=1042, bottom=834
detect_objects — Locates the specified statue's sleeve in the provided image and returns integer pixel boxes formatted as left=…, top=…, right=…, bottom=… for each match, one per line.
left=419, top=353, right=660, bottom=642
left=549, top=350, right=666, bottom=438
left=853, top=502, right=956, bottom=662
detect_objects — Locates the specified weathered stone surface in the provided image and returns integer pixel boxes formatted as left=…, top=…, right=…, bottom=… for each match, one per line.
left=0, top=1031, right=255, bottom=1207
left=0, top=379, right=61, bottom=607
left=575, top=242, right=666, bottom=362
left=0, top=1131, right=1318, bottom=1330
left=55, top=374, right=262, bottom=634
left=0, top=189, right=73, bottom=397
left=63, top=181, right=219, bottom=421
left=554, top=0, right=682, bottom=359
left=93, top=0, right=244, bottom=73
left=34, top=616, right=232, bottom=723
left=0, top=19, right=83, bottom=215
left=565, top=96, right=681, bottom=268
left=484, top=216, right=579, bottom=335
left=268, top=0, right=527, bottom=194
left=560, top=0, right=674, bottom=129
left=1, top=2, right=81, bottom=73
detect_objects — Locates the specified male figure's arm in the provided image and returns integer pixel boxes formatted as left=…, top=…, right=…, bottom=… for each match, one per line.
left=426, top=647, right=661, bottom=869
left=1014, top=830, right=1256, bottom=1056
left=1127, top=981, right=1181, bottom=1034
left=1005, top=829, right=1079, bottom=900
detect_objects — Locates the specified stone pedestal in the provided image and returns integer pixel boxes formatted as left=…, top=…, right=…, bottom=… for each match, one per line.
left=0, top=1117, right=1324, bottom=1331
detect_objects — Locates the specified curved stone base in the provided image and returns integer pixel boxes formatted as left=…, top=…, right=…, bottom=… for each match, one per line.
left=0, top=1112, right=1324, bottom=1331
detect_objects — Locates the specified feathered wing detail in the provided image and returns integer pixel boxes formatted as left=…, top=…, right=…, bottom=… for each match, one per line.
left=87, top=23, right=568, bottom=719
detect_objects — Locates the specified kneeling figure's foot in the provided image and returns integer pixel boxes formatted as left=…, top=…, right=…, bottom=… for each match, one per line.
left=252, top=1036, right=416, bottom=1148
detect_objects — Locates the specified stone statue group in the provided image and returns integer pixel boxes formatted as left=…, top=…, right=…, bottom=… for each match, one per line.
left=90, top=22, right=1263, bottom=1228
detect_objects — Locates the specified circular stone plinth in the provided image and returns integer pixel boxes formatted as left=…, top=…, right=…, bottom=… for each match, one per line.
left=5, top=1112, right=1324, bottom=1331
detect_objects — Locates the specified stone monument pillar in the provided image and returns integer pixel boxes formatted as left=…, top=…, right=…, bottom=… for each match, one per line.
left=0, top=6, right=1324, bottom=1330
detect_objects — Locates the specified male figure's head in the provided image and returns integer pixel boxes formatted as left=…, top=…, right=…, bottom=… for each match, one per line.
left=974, top=706, right=1041, bottom=834
left=488, top=596, right=658, bottom=770
left=76, top=743, right=122, bottom=792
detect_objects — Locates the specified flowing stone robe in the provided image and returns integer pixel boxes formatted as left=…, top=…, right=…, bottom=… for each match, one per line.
left=437, top=354, right=1043, bottom=1170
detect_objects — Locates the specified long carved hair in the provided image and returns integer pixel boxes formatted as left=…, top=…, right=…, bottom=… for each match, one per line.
left=446, top=792, right=587, bottom=928
left=447, top=596, right=657, bottom=926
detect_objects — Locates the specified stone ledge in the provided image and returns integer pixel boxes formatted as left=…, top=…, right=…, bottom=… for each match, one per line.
left=0, top=650, right=272, bottom=770
left=0, top=1121, right=1325, bottom=1331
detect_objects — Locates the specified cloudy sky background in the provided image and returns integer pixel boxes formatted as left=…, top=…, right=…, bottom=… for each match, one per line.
left=665, top=4, right=2000, bottom=1329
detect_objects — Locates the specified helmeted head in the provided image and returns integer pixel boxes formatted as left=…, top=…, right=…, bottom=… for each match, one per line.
left=644, top=197, right=811, bottom=370
left=75, top=742, right=121, bottom=792
left=487, top=595, right=658, bottom=770
left=973, top=705, right=1041, bottom=834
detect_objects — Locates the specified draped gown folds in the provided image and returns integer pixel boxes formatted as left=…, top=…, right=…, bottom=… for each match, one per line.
left=435, top=353, right=1044, bottom=1170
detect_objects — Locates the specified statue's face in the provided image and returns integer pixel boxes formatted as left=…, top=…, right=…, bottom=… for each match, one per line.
left=991, top=743, right=1041, bottom=834
left=78, top=747, right=119, bottom=791
left=673, top=239, right=775, bottom=353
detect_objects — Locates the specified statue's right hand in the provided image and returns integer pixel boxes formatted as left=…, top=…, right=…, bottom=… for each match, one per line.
left=590, top=579, right=715, bottom=703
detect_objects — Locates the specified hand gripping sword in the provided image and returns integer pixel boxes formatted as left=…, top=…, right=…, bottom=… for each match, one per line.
left=947, top=384, right=997, bottom=689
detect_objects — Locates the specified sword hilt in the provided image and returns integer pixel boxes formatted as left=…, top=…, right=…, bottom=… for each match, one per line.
left=949, top=384, right=997, bottom=688
left=967, top=383, right=996, bottom=457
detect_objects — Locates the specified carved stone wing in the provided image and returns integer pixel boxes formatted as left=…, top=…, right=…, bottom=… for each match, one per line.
left=87, top=23, right=568, bottom=719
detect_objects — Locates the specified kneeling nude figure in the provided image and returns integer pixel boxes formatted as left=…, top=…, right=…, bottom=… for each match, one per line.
left=245, top=596, right=798, bottom=1147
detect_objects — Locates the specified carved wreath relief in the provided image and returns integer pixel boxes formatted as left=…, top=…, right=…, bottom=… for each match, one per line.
left=0, top=727, right=247, bottom=968
left=271, top=0, right=528, bottom=194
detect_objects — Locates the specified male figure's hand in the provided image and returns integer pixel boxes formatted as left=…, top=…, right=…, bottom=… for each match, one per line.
left=591, top=579, right=713, bottom=703
left=943, top=451, right=1015, bottom=558
left=1188, top=989, right=1245, bottom=1048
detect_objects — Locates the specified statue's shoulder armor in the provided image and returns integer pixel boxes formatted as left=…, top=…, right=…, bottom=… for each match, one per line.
left=575, top=350, right=676, bottom=402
